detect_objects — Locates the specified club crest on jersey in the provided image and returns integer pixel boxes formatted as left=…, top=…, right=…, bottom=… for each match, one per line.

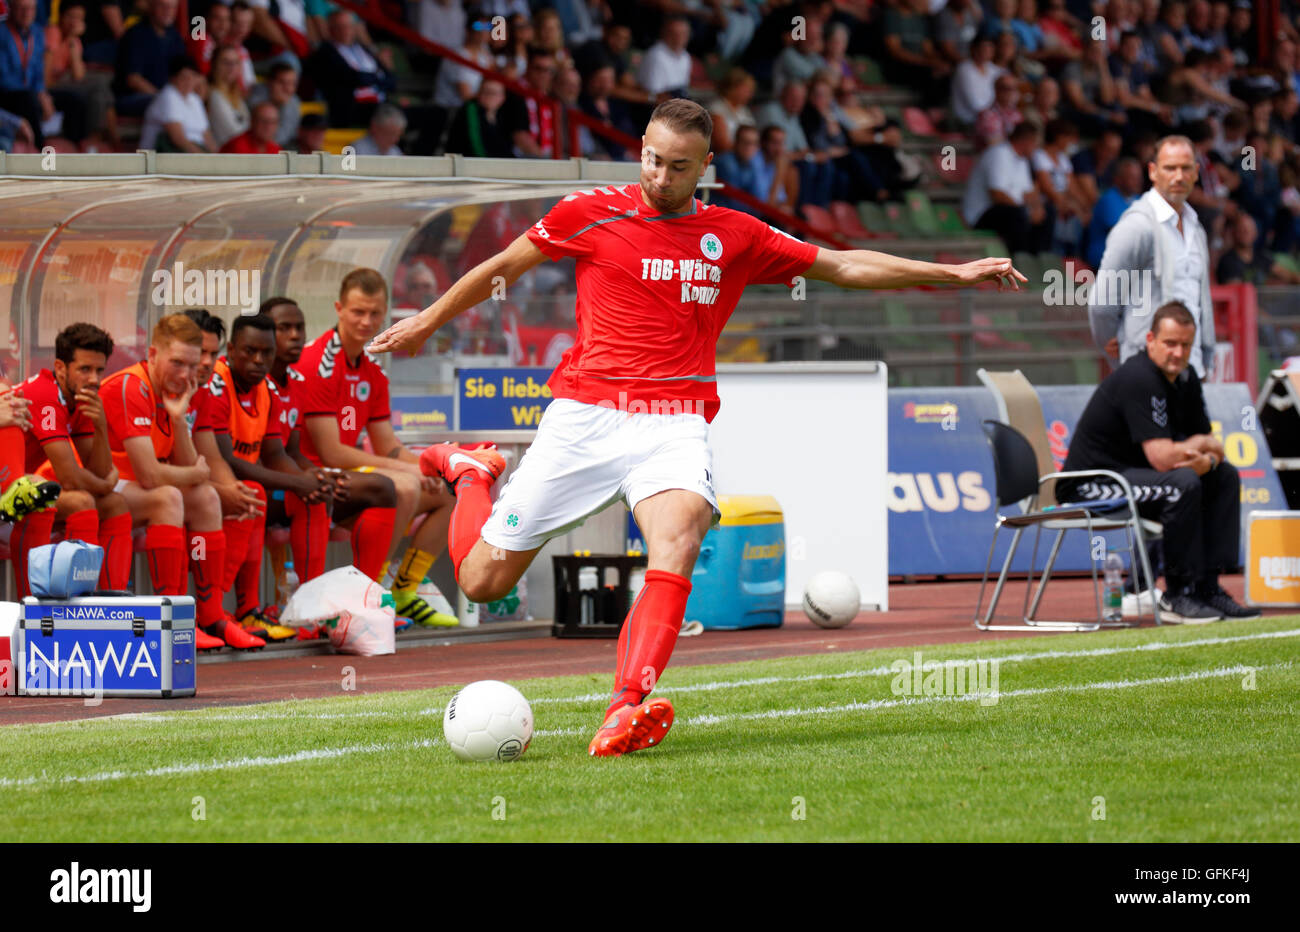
left=357, top=380, right=371, bottom=401
left=700, top=233, right=723, bottom=260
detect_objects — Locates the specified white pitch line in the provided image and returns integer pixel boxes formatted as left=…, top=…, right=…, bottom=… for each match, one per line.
left=14, top=627, right=1299, bottom=729
left=0, top=662, right=1287, bottom=789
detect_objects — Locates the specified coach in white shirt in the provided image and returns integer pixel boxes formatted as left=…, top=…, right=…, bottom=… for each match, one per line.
left=637, top=17, right=693, bottom=99
left=1089, top=134, right=1216, bottom=378
left=961, top=121, right=1048, bottom=254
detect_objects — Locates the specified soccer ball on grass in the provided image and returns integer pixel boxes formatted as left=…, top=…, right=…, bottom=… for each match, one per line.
left=443, top=680, right=534, bottom=762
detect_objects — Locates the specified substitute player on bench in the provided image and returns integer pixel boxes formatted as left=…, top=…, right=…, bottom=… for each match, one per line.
left=207, top=314, right=335, bottom=640
left=100, top=314, right=262, bottom=650
left=297, top=270, right=457, bottom=627
left=263, top=296, right=401, bottom=589
left=12, top=323, right=133, bottom=598
left=370, top=99, right=1025, bottom=756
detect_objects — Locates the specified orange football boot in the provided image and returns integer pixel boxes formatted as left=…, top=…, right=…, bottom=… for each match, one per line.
left=588, top=698, right=675, bottom=757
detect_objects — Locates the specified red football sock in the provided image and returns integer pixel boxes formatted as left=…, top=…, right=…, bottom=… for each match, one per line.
left=188, top=529, right=227, bottom=627
left=235, top=496, right=266, bottom=618
left=606, top=569, right=691, bottom=721
left=145, top=524, right=186, bottom=596
left=448, top=472, right=494, bottom=578
left=11, top=509, right=55, bottom=599
left=64, top=509, right=99, bottom=546
left=286, top=496, right=329, bottom=581
left=221, top=516, right=253, bottom=594
left=352, top=506, right=395, bottom=580
left=98, top=512, right=133, bottom=590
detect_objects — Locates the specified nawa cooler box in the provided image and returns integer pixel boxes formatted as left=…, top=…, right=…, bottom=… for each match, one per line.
left=15, top=595, right=197, bottom=698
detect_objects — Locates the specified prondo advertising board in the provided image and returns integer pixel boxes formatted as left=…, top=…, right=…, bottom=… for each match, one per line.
left=888, top=385, right=1283, bottom=576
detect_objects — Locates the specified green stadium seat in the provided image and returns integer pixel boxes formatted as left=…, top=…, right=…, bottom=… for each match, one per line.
left=905, top=190, right=941, bottom=237
left=857, top=201, right=890, bottom=236
left=858, top=57, right=884, bottom=86
left=882, top=200, right=919, bottom=236
left=933, top=202, right=968, bottom=234
left=1273, top=252, right=1300, bottom=279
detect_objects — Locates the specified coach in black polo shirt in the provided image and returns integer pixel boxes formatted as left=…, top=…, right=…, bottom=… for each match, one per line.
left=1061, top=301, right=1258, bottom=623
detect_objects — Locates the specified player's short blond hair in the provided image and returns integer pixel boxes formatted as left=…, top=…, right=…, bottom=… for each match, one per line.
left=649, top=99, right=712, bottom=145
left=339, top=267, right=388, bottom=304
left=152, top=313, right=203, bottom=349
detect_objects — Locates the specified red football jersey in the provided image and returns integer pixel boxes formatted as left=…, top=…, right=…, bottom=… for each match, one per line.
left=15, top=368, right=94, bottom=475
left=187, top=381, right=215, bottom=434
left=271, top=366, right=306, bottom=443
left=293, top=328, right=391, bottom=466
left=524, top=183, right=820, bottom=421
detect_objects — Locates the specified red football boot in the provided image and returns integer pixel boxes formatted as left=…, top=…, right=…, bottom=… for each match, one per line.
left=418, top=442, right=505, bottom=487
left=588, top=698, right=676, bottom=757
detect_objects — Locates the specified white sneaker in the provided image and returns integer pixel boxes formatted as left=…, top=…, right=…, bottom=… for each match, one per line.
left=1122, top=587, right=1163, bottom=618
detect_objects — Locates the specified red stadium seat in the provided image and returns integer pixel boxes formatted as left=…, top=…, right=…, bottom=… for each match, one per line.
left=830, top=201, right=874, bottom=241
left=902, top=107, right=963, bottom=142
left=799, top=204, right=838, bottom=239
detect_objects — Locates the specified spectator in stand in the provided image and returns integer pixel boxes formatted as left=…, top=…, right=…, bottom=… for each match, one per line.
left=1164, top=48, right=1244, bottom=126
left=1032, top=117, right=1088, bottom=253
left=1134, top=0, right=1163, bottom=72
left=637, top=15, right=693, bottom=101
left=1021, top=75, right=1061, bottom=131
left=962, top=120, right=1050, bottom=254
left=975, top=72, right=1024, bottom=149
left=220, top=99, right=280, bottom=152
left=1073, top=126, right=1125, bottom=205
left=206, top=45, right=250, bottom=147
left=1113, top=29, right=1174, bottom=136
left=432, top=15, right=494, bottom=110
left=245, top=0, right=311, bottom=68
left=445, top=77, right=515, bottom=157
left=140, top=55, right=215, bottom=152
left=534, top=8, right=574, bottom=71
left=709, top=67, right=756, bottom=153
left=296, top=109, right=326, bottom=152
left=1009, top=0, right=1046, bottom=63
left=936, top=0, right=985, bottom=66
left=247, top=61, right=300, bottom=148
left=223, top=2, right=259, bottom=93
left=714, top=0, right=761, bottom=62
left=114, top=0, right=186, bottom=118
left=495, top=11, right=533, bottom=80
left=757, top=78, right=812, bottom=155
left=881, top=0, right=951, bottom=106
left=951, top=35, right=1004, bottom=128
left=1248, top=97, right=1272, bottom=139
left=1185, top=118, right=1236, bottom=243
left=1061, top=39, right=1126, bottom=138
left=579, top=64, right=638, bottom=160
left=1275, top=161, right=1300, bottom=252
left=1085, top=154, right=1144, bottom=267
left=574, top=22, right=651, bottom=113
left=990, top=28, right=1023, bottom=79
left=822, top=21, right=858, bottom=93
left=1213, top=106, right=1246, bottom=162
left=481, top=0, right=532, bottom=18
left=1037, top=0, right=1084, bottom=65
left=0, top=105, right=34, bottom=150
left=1216, top=211, right=1300, bottom=283
left=863, top=116, right=924, bottom=200
left=1, top=0, right=84, bottom=147
left=1236, top=129, right=1281, bottom=247
left=187, top=0, right=230, bottom=76
left=713, top=123, right=772, bottom=213
left=1225, top=0, right=1254, bottom=68
left=1185, top=0, right=1221, bottom=52
left=501, top=47, right=558, bottom=157
left=801, top=72, right=887, bottom=203
left=981, top=0, right=1019, bottom=40
left=79, top=0, right=126, bottom=68
left=1151, top=0, right=1191, bottom=70
left=1271, top=89, right=1300, bottom=145
left=415, top=0, right=467, bottom=51
left=352, top=102, right=406, bottom=156
left=45, top=0, right=118, bottom=149
left=757, top=124, right=799, bottom=210
left=773, top=15, right=828, bottom=92
left=309, top=8, right=395, bottom=127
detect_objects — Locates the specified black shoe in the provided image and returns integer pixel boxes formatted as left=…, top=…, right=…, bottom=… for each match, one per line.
left=1157, top=592, right=1221, bottom=624
left=1196, top=583, right=1261, bottom=619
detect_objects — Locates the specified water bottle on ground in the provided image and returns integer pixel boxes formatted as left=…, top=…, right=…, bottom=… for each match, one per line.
left=1103, top=551, right=1124, bottom=622
left=278, top=561, right=299, bottom=608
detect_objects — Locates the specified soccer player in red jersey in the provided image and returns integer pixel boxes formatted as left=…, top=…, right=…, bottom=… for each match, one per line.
left=263, top=297, right=400, bottom=587
left=12, top=324, right=132, bottom=597
left=207, top=314, right=335, bottom=640
left=370, top=100, right=1026, bottom=756
left=99, top=315, right=259, bottom=651
left=296, top=271, right=457, bottom=627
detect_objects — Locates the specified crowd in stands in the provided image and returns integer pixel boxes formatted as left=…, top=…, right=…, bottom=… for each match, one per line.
left=4, top=0, right=1300, bottom=283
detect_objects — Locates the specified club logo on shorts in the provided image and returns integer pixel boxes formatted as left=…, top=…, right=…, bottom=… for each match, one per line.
left=700, top=233, right=723, bottom=260
left=506, top=512, right=520, bottom=528
left=357, top=380, right=371, bottom=401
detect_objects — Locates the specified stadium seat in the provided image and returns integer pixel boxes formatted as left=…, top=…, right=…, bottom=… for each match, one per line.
left=905, top=191, right=941, bottom=237
left=973, top=370, right=1164, bottom=631
left=882, top=201, right=919, bottom=237
left=799, top=204, right=839, bottom=239
left=902, top=107, right=963, bottom=142
left=856, top=201, right=898, bottom=239
left=829, top=201, right=874, bottom=240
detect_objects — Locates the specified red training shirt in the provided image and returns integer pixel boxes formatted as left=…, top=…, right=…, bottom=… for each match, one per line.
left=293, top=328, right=391, bottom=466
left=524, top=182, right=820, bottom=421
left=15, top=368, right=94, bottom=476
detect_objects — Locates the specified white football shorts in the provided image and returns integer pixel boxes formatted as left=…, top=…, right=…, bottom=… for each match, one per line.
left=480, top=398, right=720, bottom=552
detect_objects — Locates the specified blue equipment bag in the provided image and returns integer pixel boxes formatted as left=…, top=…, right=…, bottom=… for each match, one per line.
left=28, top=540, right=104, bottom=599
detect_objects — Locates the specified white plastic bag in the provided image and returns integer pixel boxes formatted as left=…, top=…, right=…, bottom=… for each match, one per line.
left=281, top=566, right=396, bottom=657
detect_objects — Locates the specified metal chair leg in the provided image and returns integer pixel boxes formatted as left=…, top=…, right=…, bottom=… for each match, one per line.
left=1025, top=527, right=1066, bottom=621
left=976, top=523, right=1023, bottom=630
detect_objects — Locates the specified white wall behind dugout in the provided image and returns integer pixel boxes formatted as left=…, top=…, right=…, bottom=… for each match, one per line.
left=709, top=363, right=889, bottom=612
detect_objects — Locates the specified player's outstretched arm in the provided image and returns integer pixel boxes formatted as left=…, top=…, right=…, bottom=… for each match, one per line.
left=804, top=247, right=1027, bottom=291
left=368, top=233, right=549, bottom=355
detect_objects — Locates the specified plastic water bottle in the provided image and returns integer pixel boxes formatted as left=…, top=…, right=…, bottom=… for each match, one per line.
left=1103, top=551, right=1124, bottom=622
left=578, top=566, right=598, bottom=625
left=278, top=561, right=299, bottom=607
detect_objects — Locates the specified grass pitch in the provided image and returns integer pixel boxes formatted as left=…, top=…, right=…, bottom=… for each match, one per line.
left=2, top=616, right=1297, bottom=842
